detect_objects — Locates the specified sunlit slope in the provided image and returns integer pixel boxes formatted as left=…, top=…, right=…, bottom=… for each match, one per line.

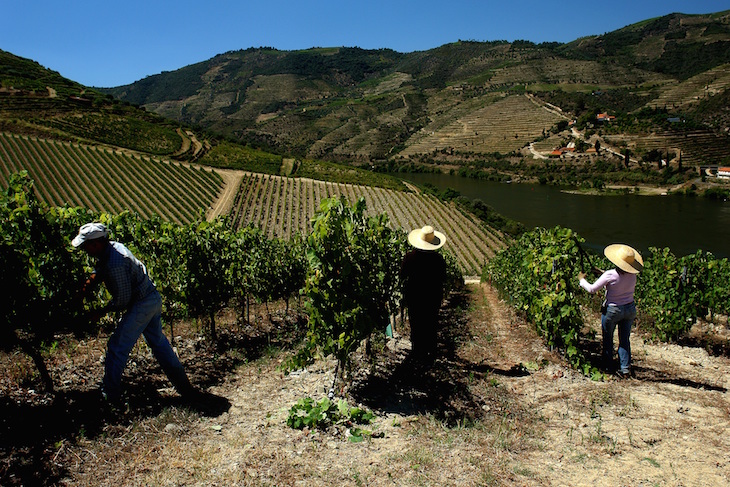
left=229, top=172, right=508, bottom=276
left=0, top=133, right=224, bottom=223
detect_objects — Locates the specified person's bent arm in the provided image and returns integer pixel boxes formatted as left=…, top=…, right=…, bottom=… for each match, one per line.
left=579, top=270, right=613, bottom=294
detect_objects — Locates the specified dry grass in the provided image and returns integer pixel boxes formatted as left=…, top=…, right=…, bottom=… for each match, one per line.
left=1, top=284, right=729, bottom=486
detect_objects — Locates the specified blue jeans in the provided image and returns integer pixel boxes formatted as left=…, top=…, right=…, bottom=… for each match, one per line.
left=103, top=290, right=189, bottom=401
left=601, top=302, right=636, bottom=373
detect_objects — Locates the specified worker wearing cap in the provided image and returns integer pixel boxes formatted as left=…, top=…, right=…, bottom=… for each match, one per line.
left=73, top=222, right=196, bottom=405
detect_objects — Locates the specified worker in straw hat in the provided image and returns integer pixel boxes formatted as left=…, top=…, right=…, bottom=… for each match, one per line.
left=578, top=244, right=643, bottom=378
left=400, top=225, right=448, bottom=364
left=72, top=222, right=199, bottom=407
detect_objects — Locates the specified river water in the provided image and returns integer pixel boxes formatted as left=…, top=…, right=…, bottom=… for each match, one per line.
left=395, top=172, right=730, bottom=259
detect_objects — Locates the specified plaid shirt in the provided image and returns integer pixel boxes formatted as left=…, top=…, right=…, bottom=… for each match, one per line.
left=96, top=241, right=155, bottom=310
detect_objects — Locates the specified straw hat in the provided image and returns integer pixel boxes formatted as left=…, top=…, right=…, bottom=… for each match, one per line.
left=604, top=244, right=643, bottom=274
left=408, top=225, right=446, bottom=251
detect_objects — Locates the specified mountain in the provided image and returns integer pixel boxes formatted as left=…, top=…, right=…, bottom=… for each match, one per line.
left=0, top=49, right=201, bottom=159
left=102, top=11, right=730, bottom=167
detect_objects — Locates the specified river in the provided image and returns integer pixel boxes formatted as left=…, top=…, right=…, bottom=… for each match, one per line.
left=394, top=172, right=730, bottom=259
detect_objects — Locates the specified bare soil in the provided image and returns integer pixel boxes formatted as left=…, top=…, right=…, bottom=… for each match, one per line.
left=207, top=169, right=246, bottom=219
left=1, top=283, right=728, bottom=486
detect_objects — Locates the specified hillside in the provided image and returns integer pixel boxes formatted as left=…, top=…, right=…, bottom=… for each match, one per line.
left=0, top=50, right=422, bottom=221
left=223, top=171, right=506, bottom=275
left=102, top=11, right=730, bottom=169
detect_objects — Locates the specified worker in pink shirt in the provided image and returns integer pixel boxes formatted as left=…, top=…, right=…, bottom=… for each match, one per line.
left=578, top=244, right=643, bottom=378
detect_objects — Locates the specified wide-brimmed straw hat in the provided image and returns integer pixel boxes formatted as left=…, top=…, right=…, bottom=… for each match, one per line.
left=408, top=225, right=446, bottom=251
left=72, top=222, right=109, bottom=248
left=604, top=244, right=643, bottom=274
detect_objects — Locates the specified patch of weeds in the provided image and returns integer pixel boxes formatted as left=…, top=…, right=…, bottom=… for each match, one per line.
left=522, top=360, right=544, bottom=371
left=286, top=396, right=381, bottom=442
left=617, top=394, right=639, bottom=417
left=588, top=417, right=618, bottom=454
left=479, top=467, right=498, bottom=486
left=351, top=467, right=365, bottom=486
left=403, top=446, right=434, bottom=471
left=513, top=463, right=536, bottom=478
left=492, top=413, right=515, bottom=451
left=590, top=388, right=614, bottom=409
left=573, top=452, right=589, bottom=463
left=642, top=456, right=661, bottom=468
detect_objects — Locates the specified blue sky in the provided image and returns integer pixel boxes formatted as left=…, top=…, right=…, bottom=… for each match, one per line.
left=2, top=1, right=728, bottom=88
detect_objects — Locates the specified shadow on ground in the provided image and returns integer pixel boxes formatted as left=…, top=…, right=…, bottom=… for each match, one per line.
left=351, top=286, right=530, bottom=426
left=0, top=309, right=306, bottom=486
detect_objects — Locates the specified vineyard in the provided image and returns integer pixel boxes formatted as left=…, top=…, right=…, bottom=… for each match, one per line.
left=603, top=129, right=730, bottom=167
left=487, top=58, right=672, bottom=89
left=484, top=226, right=730, bottom=376
left=3, top=171, right=729, bottom=486
left=228, top=172, right=507, bottom=276
left=0, top=131, right=506, bottom=276
left=645, top=63, right=730, bottom=112
left=0, top=173, right=461, bottom=395
left=0, top=132, right=224, bottom=223
left=399, top=94, right=566, bottom=157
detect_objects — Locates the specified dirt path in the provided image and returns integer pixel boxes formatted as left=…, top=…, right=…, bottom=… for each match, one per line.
left=207, top=169, right=247, bottom=219
left=476, top=284, right=730, bottom=486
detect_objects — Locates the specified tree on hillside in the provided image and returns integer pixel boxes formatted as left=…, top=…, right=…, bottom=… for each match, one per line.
left=623, top=148, right=631, bottom=168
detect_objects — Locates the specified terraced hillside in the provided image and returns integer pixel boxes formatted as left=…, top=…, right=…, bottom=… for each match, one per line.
left=603, top=129, right=729, bottom=166
left=0, top=133, right=224, bottom=223
left=488, top=58, right=672, bottom=89
left=646, top=63, right=730, bottom=111
left=229, top=172, right=507, bottom=276
left=400, top=94, right=567, bottom=157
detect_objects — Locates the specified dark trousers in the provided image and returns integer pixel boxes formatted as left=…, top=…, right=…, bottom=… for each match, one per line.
left=407, top=302, right=440, bottom=361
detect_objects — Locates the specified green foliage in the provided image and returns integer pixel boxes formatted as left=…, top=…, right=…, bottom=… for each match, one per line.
left=484, top=227, right=599, bottom=377
left=103, top=61, right=209, bottom=104
left=286, top=396, right=377, bottom=442
left=0, top=49, right=87, bottom=98
left=289, top=197, right=408, bottom=379
left=41, top=113, right=182, bottom=155
left=180, top=217, right=237, bottom=339
left=198, top=140, right=283, bottom=174
left=0, top=172, right=310, bottom=389
left=0, top=172, right=91, bottom=390
left=651, top=40, right=730, bottom=80
left=0, top=172, right=89, bottom=342
left=295, top=159, right=406, bottom=191
left=486, top=225, right=730, bottom=360
left=0, top=133, right=223, bottom=222
left=636, top=248, right=730, bottom=340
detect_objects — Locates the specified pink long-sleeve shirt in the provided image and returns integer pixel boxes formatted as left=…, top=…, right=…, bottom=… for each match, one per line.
left=579, top=269, right=636, bottom=305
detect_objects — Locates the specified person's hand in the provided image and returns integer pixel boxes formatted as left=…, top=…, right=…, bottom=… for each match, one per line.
left=578, top=272, right=586, bottom=281
left=79, top=273, right=99, bottom=298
